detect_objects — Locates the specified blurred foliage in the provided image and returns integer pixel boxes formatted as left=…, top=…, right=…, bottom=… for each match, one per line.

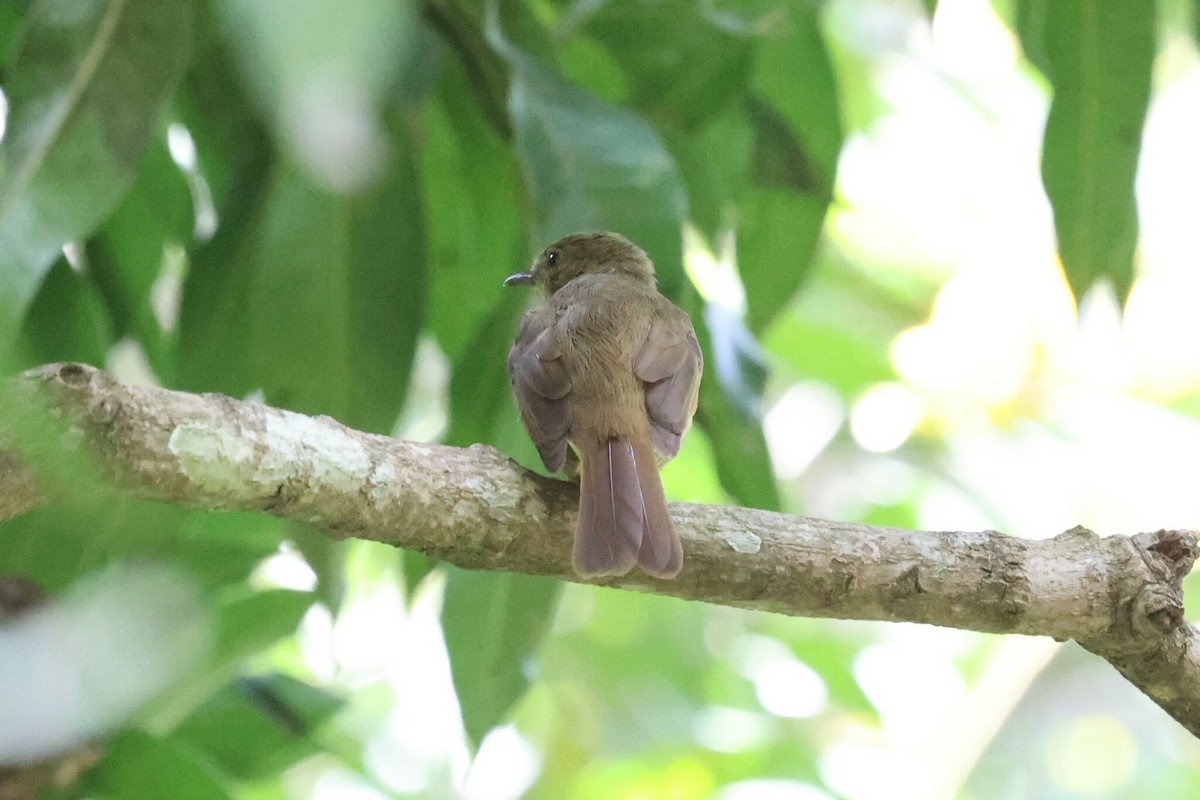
left=2, top=0, right=1200, bottom=798
left=1026, top=0, right=1154, bottom=304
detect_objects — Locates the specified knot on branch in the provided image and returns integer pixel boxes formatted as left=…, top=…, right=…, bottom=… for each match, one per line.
left=1132, top=584, right=1186, bottom=637
left=1125, top=529, right=1197, bottom=639
left=25, top=363, right=109, bottom=416
left=15, top=363, right=118, bottom=440
left=54, top=362, right=92, bottom=387
left=1140, top=529, right=1199, bottom=582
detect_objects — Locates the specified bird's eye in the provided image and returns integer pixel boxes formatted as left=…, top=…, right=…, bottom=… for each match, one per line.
left=546, top=249, right=560, bottom=266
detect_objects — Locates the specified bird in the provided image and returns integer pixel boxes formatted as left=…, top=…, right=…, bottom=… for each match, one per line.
left=505, top=231, right=702, bottom=579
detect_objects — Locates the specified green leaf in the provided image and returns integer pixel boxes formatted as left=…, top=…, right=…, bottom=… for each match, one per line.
left=499, top=42, right=687, bottom=295
left=0, top=494, right=283, bottom=598
left=171, top=7, right=275, bottom=393
left=211, top=589, right=314, bottom=670
left=656, top=3, right=840, bottom=334
left=736, top=186, right=825, bottom=332
left=441, top=567, right=560, bottom=746
left=174, top=510, right=292, bottom=591
left=142, top=588, right=315, bottom=732
left=174, top=9, right=273, bottom=220
left=575, top=0, right=754, bottom=129
left=173, top=91, right=274, bottom=397
left=340, top=126, right=429, bottom=433
left=81, top=729, right=230, bottom=800
left=0, top=2, right=25, bottom=66
left=744, top=94, right=830, bottom=211
left=765, top=313, right=895, bottom=396
left=0, top=0, right=194, bottom=345
left=1015, top=0, right=1052, bottom=77
left=422, top=56, right=525, bottom=363
left=17, top=256, right=113, bottom=369
left=173, top=673, right=343, bottom=781
left=178, top=127, right=426, bottom=434
left=211, top=0, right=417, bottom=192
left=444, top=287, right=528, bottom=448
left=87, top=136, right=194, bottom=377
left=739, top=5, right=841, bottom=333
left=401, top=549, right=437, bottom=600
left=1036, top=0, right=1153, bottom=304
left=658, top=106, right=754, bottom=241
left=422, top=0, right=512, bottom=139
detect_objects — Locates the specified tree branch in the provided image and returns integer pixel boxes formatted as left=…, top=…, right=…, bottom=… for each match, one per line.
left=3, top=363, right=1199, bottom=735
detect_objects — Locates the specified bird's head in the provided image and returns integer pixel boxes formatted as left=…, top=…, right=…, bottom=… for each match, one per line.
left=504, top=231, right=656, bottom=295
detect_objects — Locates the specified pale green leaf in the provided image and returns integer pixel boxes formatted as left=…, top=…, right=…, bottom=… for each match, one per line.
left=0, top=0, right=193, bottom=345
left=1036, top=0, right=1153, bottom=303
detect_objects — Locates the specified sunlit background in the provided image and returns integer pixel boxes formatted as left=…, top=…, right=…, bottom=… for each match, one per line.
left=5, top=0, right=1200, bottom=798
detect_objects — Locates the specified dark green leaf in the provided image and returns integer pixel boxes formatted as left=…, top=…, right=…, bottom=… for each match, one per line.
left=1036, top=0, right=1153, bottom=304
left=575, top=0, right=754, bottom=129
left=17, top=257, right=112, bottom=369
left=397, top=20, right=447, bottom=108
left=751, top=6, right=843, bottom=180
left=178, top=127, right=425, bottom=434
left=441, top=567, right=560, bottom=746
left=171, top=11, right=275, bottom=388
left=341, top=125, right=428, bottom=433
left=0, top=1, right=25, bottom=66
left=174, top=8, right=272, bottom=218
left=1015, top=0, right=1051, bottom=77
left=444, top=287, right=528, bottom=448
left=739, top=5, right=841, bottom=333
left=421, top=57, right=525, bottom=363
left=745, top=97, right=825, bottom=195
left=658, top=106, right=754, bottom=241
left=172, top=511, right=292, bottom=591
left=88, top=137, right=194, bottom=377
left=174, top=673, right=343, bottom=781
left=145, top=588, right=315, bottom=731
left=422, top=0, right=513, bottom=138
left=211, top=589, right=314, bottom=667
left=737, top=186, right=826, bottom=332
left=81, top=730, right=230, bottom=800
left=401, top=549, right=437, bottom=600
left=173, top=139, right=273, bottom=400
left=554, top=33, right=628, bottom=107
left=500, top=45, right=687, bottom=295
left=0, top=0, right=194, bottom=346
left=0, top=495, right=283, bottom=598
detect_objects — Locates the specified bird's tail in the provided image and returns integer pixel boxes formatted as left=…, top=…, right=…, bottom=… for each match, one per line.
left=575, top=434, right=682, bottom=579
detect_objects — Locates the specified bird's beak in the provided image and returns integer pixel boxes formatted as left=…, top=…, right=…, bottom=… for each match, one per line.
left=503, top=272, right=535, bottom=287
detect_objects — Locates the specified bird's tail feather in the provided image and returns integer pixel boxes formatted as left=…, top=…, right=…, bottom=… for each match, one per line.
left=575, top=435, right=682, bottom=579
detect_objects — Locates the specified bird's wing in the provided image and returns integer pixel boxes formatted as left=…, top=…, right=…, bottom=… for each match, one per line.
left=507, top=307, right=572, bottom=472
left=635, top=306, right=703, bottom=461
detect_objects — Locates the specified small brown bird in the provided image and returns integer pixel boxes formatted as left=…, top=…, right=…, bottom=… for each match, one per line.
left=505, top=232, right=702, bottom=579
